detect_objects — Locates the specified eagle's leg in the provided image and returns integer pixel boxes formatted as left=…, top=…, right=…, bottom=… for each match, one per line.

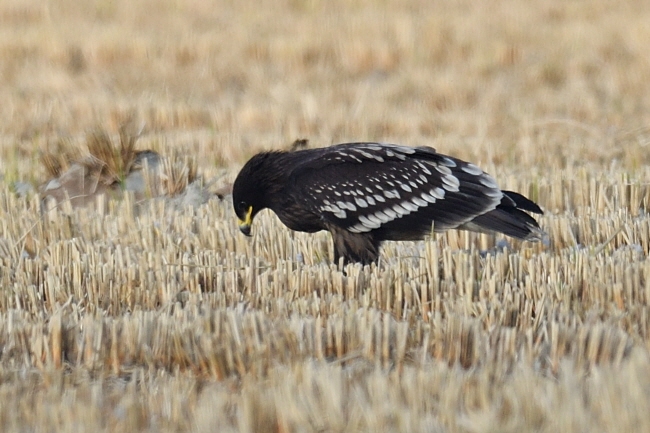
left=326, top=224, right=380, bottom=266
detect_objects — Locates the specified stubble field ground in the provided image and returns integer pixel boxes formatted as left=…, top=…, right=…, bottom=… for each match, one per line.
left=1, top=0, right=650, bottom=431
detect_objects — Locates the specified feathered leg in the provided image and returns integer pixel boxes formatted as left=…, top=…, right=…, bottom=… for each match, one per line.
left=327, top=224, right=380, bottom=265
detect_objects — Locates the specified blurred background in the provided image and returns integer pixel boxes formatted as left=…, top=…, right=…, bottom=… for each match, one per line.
left=1, top=0, right=649, bottom=181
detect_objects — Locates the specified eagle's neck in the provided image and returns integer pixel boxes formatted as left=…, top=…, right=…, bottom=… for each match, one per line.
left=255, top=151, right=301, bottom=206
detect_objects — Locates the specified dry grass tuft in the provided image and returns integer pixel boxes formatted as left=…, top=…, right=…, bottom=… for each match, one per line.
left=84, top=122, right=140, bottom=187
left=37, top=121, right=217, bottom=211
left=40, top=138, right=84, bottom=179
left=159, top=150, right=198, bottom=197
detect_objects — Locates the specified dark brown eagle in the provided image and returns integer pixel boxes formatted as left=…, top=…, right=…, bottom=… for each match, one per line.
left=232, top=142, right=545, bottom=264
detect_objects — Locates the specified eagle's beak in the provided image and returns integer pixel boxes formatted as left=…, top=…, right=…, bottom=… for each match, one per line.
left=238, top=206, right=253, bottom=236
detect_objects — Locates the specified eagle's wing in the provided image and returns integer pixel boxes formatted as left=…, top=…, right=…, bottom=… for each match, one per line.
left=289, top=143, right=511, bottom=240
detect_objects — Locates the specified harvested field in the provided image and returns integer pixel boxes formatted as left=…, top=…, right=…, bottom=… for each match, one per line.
left=1, top=0, right=650, bottom=431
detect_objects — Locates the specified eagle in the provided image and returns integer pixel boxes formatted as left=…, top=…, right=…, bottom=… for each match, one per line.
left=232, top=142, right=545, bottom=264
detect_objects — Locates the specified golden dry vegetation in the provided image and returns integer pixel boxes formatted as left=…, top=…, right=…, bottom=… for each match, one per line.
left=1, top=0, right=650, bottom=431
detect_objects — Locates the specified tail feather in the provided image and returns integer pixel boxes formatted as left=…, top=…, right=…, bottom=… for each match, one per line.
left=460, top=190, right=546, bottom=241
left=501, top=190, right=543, bottom=214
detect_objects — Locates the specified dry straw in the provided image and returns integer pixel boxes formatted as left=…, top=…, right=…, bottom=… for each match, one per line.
left=2, top=161, right=650, bottom=430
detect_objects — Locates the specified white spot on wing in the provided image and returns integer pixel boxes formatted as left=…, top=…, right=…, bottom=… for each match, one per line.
left=393, top=203, right=410, bottom=216
left=324, top=203, right=347, bottom=219
left=442, top=175, right=460, bottom=192
left=355, top=149, right=384, bottom=162
left=441, top=157, right=457, bottom=167
left=373, top=210, right=393, bottom=224
left=365, top=213, right=383, bottom=225
left=401, top=201, right=419, bottom=212
left=384, top=190, right=400, bottom=199
left=338, top=151, right=362, bottom=163
left=393, top=145, right=416, bottom=154
left=358, top=215, right=381, bottom=229
left=417, top=162, right=432, bottom=175
left=421, top=192, right=436, bottom=203
left=337, top=201, right=357, bottom=211
left=486, top=189, right=504, bottom=199
left=461, top=163, right=484, bottom=176
left=373, top=194, right=385, bottom=203
left=479, top=175, right=499, bottom=189
left=430, top=187, right=445, bottom=199
left=412, top=196, right=428, bottom=207
left=355, top=197, right=368, bottom=208
left=436, top=165, right=452, bottom=176
left=400, top=183, right=412, bottom=192
left=382, top=208, right=398, bottom=220
left=348, top=224, right=370, bottom=233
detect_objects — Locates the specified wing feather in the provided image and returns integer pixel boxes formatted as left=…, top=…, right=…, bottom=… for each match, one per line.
left=289, top=143, right=503, bottom=240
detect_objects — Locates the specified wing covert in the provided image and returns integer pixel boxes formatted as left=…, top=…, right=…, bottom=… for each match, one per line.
left=290, top=143, right=503, bottom=238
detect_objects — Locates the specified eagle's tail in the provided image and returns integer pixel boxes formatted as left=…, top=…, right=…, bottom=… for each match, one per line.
left=462, top=190, right=546, bottom=241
